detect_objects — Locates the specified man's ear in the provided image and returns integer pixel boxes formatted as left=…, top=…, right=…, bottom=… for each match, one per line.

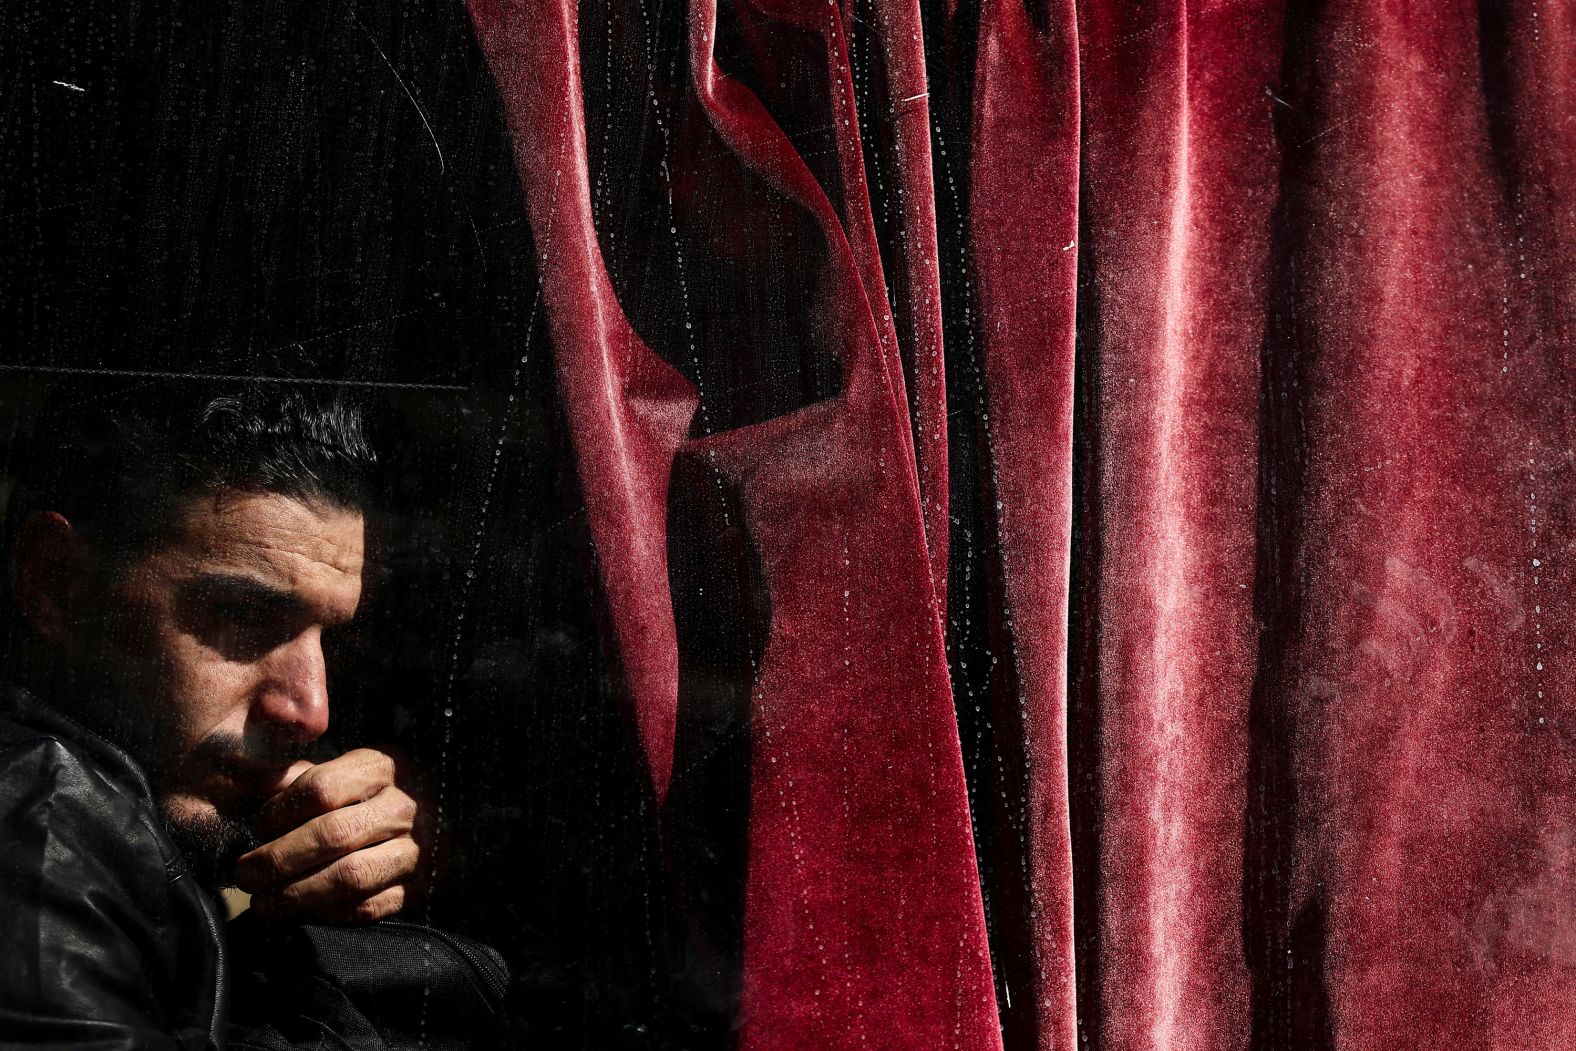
left=11, top=512, right=92, bottom=643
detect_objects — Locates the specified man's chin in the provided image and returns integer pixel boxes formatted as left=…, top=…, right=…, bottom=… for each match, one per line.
left=158, top=795, right=261, bottom=892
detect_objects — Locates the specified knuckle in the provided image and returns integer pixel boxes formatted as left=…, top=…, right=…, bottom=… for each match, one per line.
left=304, top=775, right=337, bottom=811
left=258, top=850, right=290, bottom=883
left=390, top=838, right=421, bottom=877
left=393, top=791, right=419, bottom=825
left=352, top=895, right=388, bottom=922
left=339, top=854, right=381, bottom=892
left=316, top=812, right=360, bottom=852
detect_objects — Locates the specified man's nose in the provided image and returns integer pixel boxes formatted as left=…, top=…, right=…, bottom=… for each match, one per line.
left=253, top=628, right=331, bottom=743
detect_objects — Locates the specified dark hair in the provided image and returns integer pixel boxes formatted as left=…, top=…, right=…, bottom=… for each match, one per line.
left=8, top=381, right=377, bottom=558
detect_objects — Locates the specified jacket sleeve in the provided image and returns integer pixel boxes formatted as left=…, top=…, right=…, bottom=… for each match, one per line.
left=0, top=737, right=189, bottom=1050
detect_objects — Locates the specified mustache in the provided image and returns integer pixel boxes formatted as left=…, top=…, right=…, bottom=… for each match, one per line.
left=188, top=732, right=316, bottom=773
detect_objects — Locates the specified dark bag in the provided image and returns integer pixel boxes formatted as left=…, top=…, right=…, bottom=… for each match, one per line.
left=225, top=914, right=513, bottom=1051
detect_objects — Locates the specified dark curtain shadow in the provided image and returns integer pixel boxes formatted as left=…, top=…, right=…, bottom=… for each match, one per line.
left=1242, top=1, right=1335, bottom=1048
left=918, top=2, right=1054, bottom=1048
left=1065, top=145, right=1109, bottom=1051
left=659, top=450, right=771, bottom=1047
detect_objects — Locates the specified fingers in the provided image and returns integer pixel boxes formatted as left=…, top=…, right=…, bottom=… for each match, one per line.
left=301, top=885, right=407, bottom=925
left=249, top=836, right=419, bottom=924
left=234, top=784, right=417, bottom=893
left=238, top=746, right=429, bottom=926
left=253, top=748, right=398, bottom=841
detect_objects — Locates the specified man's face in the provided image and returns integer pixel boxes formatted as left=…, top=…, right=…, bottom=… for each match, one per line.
left=69, top=490, right=365, bottom=878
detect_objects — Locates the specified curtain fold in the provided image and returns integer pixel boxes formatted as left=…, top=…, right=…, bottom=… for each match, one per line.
left=467, top=0, right=1576, bottom=1046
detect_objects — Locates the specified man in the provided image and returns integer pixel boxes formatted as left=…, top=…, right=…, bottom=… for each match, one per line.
left=0, top=384, right=425, bottom=1046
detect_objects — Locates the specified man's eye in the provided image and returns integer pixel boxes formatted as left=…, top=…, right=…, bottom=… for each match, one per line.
left=216, top=601, right=264, bottom=627
left=207, top=603, right=292, bottom=656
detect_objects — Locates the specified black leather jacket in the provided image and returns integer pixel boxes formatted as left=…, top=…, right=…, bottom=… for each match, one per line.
left=0, top=683, right=227, bottom=1049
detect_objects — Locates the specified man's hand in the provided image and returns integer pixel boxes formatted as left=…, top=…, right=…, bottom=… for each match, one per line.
left=233, top=748, right=425, bottom=924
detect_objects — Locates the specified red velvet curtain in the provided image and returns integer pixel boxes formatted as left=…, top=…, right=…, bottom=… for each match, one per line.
left=466, top=0, right=1576, bottom=1046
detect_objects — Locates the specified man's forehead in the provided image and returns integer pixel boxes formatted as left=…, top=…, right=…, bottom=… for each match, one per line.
left=166, top=490, right=366, bottom=583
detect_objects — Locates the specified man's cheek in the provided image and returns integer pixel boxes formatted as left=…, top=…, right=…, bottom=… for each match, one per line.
left=165, top=639, right=257, bottom=732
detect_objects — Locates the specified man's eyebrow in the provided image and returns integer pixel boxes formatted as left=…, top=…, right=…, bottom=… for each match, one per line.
left=185, top=572, right=304, bottom=612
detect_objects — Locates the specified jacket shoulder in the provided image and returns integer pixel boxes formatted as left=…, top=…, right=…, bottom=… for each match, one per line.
left=0, top=726, right=177, bottom=889
left=0, top=714, right=148, bottom=808
left=0, top=720, right=219, bottom=1048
